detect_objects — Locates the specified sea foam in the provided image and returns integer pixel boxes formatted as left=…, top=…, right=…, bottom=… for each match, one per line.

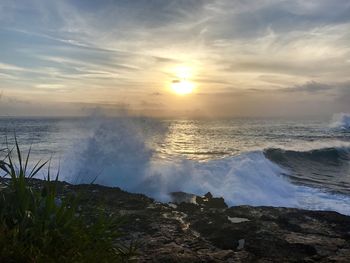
left=62, top=116, right=350, bottom=215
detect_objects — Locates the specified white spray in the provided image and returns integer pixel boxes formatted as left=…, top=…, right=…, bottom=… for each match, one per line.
left=331, top=113, right=350, bottom=130
left=62, top=115, right=350, bottom=215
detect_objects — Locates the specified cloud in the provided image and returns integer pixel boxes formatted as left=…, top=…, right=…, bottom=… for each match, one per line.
left=1, top=0, right=350, bottom=117
left=203, top=0, right=350, bottom=39
left=281, top=81, right=332, bottom=93
left=0, top=62, right=27, bottom=71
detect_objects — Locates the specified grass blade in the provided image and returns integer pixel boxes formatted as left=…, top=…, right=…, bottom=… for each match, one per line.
left=24, top=146, right=32, bottom=175
left=14, top=135, right=24, bottom=177
left=29, top=160, right=48, bottom=178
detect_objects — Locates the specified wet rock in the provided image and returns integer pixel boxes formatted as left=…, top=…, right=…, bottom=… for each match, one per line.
left=196, top=192, right=228, bottom=209
left=170, top=191, right=197, bottom=204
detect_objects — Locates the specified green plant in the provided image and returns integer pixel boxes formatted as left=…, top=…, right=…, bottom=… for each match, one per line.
left=0, top=138, right=137, bottom=262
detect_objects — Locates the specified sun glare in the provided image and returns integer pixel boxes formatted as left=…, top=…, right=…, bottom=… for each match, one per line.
left=170, top=65, right=196, bottom=95
left=171, top=80, right=195, bottom=95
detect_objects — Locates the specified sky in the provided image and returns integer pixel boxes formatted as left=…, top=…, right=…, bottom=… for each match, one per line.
left=0, top=0, right=349, bottom=118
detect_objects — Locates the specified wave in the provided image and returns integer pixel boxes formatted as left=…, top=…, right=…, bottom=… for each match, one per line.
left=330, top=113, right=350, bottom=130
left=264, top=147, right=350, bottom=195
left=61, top=117, right=350, bottom=215
left=264, top=147, right=350, bottom=167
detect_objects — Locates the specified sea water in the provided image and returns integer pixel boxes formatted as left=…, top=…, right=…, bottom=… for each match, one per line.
left=0, top=115, right=350, bottom=215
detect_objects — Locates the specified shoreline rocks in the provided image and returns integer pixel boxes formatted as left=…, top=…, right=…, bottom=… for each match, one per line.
left=2, top=178, right=350, bottom=262
left=71, top=185, right=350, bottom=262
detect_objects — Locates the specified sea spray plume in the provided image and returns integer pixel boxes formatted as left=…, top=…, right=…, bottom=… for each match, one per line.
left=330, top=113, right=350, bottom=129
left=62, top=115, right=155, bottom=192
left=60, top=113, right=196, bottom=200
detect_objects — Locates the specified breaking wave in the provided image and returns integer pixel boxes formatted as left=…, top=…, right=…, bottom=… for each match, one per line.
left=331, top=113, right=350, bottom=130
left=62, top=117, right=350, bottom=215
left=264, top=147, right=350, bottom=194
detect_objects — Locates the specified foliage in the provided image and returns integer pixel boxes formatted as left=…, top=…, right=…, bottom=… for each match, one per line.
left=0, top=138, right=137, bottom=262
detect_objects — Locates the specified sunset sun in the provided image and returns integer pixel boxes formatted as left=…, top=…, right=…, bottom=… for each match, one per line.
left=170, top=66, right=196, bottom=95
left=171, top=79, right=195, bottom=95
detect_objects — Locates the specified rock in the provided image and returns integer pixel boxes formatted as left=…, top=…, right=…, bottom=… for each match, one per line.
left=170, top=191, right=197, bottom=204
left=196, top=192, right=228, bottom=209
left=204, top=192, right=213, bottom=199
left=4, top=178, right=350, bottom=262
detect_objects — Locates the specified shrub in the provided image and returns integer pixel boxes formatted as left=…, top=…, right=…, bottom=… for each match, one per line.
left=0, top=138, right=136, bottom=262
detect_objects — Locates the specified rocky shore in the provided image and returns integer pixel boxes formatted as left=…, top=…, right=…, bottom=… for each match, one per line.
left=31, top=180, right=350, bottom=262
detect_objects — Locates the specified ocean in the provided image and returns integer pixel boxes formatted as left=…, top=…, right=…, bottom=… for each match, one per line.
left=0, top=114, right=350, bottom=215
